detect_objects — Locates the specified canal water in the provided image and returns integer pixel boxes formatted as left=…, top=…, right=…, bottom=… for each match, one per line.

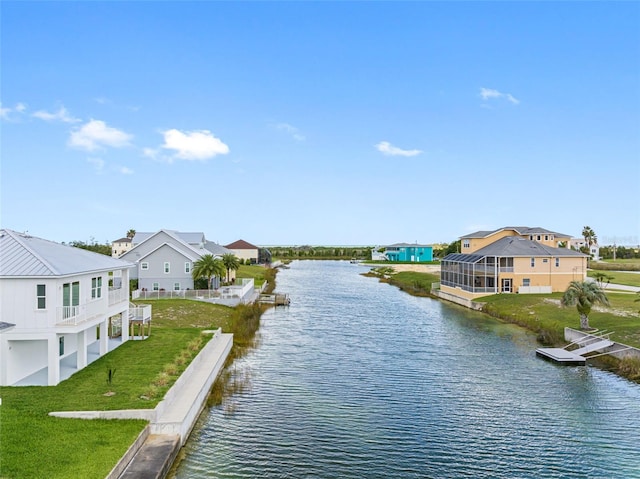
left=174, top=260, right=640, bottom=478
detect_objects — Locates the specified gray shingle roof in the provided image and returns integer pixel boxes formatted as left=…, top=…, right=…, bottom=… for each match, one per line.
left=473, top=236, right=587, bottom=257
left=0, top=229, right=134, bottom=277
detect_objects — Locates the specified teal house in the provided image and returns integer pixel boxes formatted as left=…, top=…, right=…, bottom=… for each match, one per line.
left=383, top=243, right=433, bottom=262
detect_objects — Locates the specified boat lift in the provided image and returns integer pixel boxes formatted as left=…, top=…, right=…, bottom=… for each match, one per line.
left=535, top=330, right=629, bottom=365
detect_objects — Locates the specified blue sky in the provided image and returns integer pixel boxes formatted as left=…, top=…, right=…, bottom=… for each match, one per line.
left=1, top=1, right=638, bottom=247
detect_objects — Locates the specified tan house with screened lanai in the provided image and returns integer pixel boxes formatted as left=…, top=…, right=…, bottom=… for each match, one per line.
left=440, top=227, right=588, bottom=301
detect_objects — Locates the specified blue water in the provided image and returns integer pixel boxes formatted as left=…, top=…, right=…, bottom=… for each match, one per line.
left=174, top=260, right=640, bottom=478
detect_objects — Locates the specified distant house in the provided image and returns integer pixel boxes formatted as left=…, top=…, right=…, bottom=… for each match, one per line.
left=0, top=229, right=137, bottom=386
left=440, top=226, right=588, bottom=300
left=569, top=238, right=600, bottom=260
left=111, top=237, right=132, bottom=258
left=225, top=239, right=260, bottom=264
left=383, top=243, right=433, bottom=262
left=121, top=230, right=233, bottom=291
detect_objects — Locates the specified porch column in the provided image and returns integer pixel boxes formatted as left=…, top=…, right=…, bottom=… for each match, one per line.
left=47, top=334, right=60, bottom=386
left=0, top=336, right=7, bottom=385
left=77, top=329, right=87, bottom=369
left=122, top=311, right=130, bottom=342
left=99, top=319, right=108, bottom=355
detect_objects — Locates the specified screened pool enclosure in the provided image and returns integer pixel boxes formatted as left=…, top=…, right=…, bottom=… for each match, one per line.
left=440, top=254, right=514, bottom=294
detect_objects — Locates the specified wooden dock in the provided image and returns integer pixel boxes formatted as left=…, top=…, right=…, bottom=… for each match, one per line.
left=536, top=332, right=614, bottom=366
left=259, top=293, right=290, bottom=306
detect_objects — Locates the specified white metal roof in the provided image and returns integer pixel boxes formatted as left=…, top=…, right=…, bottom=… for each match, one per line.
left=0, top=229, right=134, bottom=277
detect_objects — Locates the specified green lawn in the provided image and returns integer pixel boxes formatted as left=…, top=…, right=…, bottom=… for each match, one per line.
left=0, top=299, right=240, bottom=479
left=588, top=270, right=640, bottom=287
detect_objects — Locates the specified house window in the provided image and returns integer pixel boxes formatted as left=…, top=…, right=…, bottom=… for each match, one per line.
left=523, top=278, right=530, bottom=287
left=141, top=262, right=149, bottom=270
left=174, top=282, right=181, bottom=291
left=164, top=262, right=170, bottom=274
left=59, top=337, right=65, bottom=356
left=544, top=235, right=549, bottom=241
left=542, top=259, right=548, bottom=263
left=555, top=258, right=560, bottom=267
left=91, top=276, right=102, bottom=299
left=36, top=284, right=46, bottom=309
left=185, top=262, right=191, bottom=274
left=531, top=258, right=535, bottom=267
left=153, top=282, right=159, bottom=291
left=529, top=235, right=533, bottom=240
left=463, top=240, right=470, bottom=249
left=536, top=235, right=541, bottom=241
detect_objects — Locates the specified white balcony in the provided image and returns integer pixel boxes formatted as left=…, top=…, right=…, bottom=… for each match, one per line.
left=108, top=287, right=128, bottom=306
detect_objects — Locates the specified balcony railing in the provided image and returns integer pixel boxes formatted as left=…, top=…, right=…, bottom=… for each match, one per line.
left=56, top=302, right=101, bottom=326
left=108, top=287, right=127, bottom=306
left=129, top=304, right=152, bottom=322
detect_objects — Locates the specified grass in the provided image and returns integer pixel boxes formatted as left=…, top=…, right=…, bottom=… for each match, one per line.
left=587, top=270, right=640, bottom=287
left=236, top=264, right=270, bottom=287
left=0, top=297, right=258, bottom=479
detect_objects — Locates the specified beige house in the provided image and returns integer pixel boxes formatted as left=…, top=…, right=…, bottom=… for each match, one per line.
left=440, top=227, right=588, bottom=300
left=225, top=239, right=259, bottom=264
left=111, top=237, right=132, bottom=258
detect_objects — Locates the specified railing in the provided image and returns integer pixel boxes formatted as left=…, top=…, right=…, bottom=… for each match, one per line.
left=56, top=301, right=102, bottom=326
left=129, top=304, right=152, bottom=322
left=134, top=289, right=221, bottom=300
left=108, top=288, right=127, bottom=306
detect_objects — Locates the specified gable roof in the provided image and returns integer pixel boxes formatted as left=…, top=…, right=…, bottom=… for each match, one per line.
left=123, top=230, right=206, bottom=261
left=460, top=226, right=572, bottom=240
left=225, top=239, right=258, bottom=250
left=132, top=230, right=205, bottom=245
left=134, top=242, right=203, bottom=262
left=0, top=229, right=133, bottom=277
left=473, top=236, right=587, bottom=257
left=112, top=237, right=132, bottom=243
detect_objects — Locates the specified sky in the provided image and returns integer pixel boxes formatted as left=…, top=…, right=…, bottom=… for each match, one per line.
left=1, top=1, right=639, bottom=247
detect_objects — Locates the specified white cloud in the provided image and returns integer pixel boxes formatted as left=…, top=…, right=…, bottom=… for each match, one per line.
left=33, top=106, right=80, bottom=123
left=273, top=122, right=306, bottom=141
left=375, top=141, right=422, bottom=157
left=117, top=166, right=134, bottom=175
left=1, top=102, right=27, bottom=120
left=479, top=87, right=520, bottom=105
left=87, top=157, right=105, bottom=173
left=69, top=119, right=133, bottom=151
left=161, top=129, right=229, bottom=161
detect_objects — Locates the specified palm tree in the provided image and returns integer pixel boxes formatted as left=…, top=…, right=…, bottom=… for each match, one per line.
left=192, top=254, right=225, bottom=290
left=222, top=254, right=241, bottom=283
left=582, top=226, right=597, bottom=250
left=561, top=280, right=610, bottom=330
left=126, top=229, right=136, bottom=239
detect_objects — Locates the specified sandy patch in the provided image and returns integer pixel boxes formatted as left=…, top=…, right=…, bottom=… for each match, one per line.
left=388, top=264, right=441, bottom=273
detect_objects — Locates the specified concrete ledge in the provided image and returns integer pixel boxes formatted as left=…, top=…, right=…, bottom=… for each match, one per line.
left=105, top=425, right=150, bottom=479
left=431, top=290, right=485, bottom=311
left=49, top=409, right=156, bottom=421
left=118, top=434, right=181, bottom=479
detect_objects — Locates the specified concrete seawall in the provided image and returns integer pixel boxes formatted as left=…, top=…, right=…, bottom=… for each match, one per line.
left=49, top=328, right=233, bottom=479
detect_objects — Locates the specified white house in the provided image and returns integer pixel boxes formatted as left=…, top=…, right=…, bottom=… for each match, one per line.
left=0, top=229, right=138, bottom=386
